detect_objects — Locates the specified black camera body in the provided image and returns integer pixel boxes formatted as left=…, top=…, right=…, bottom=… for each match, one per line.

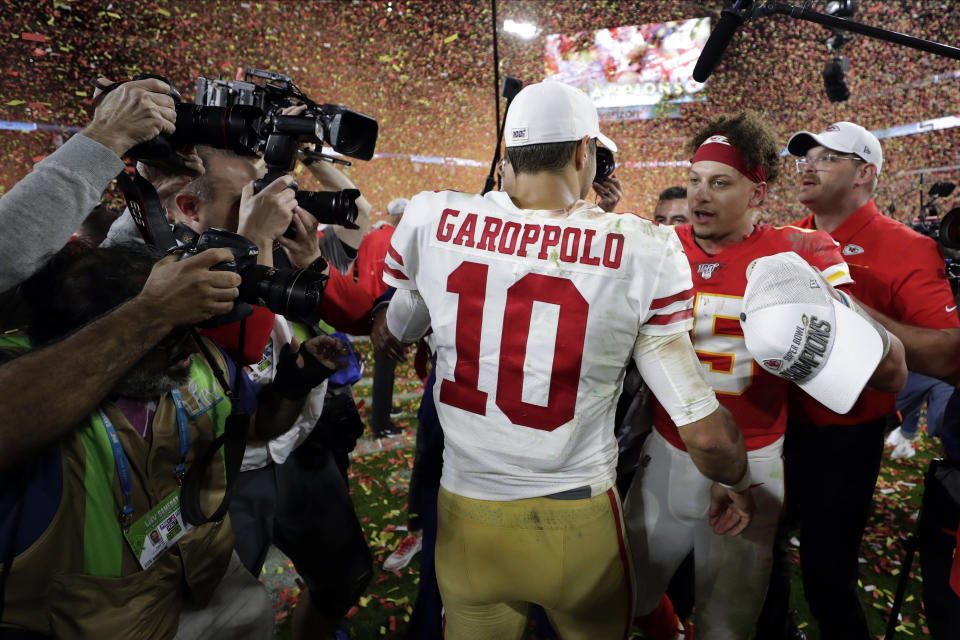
left=178, top=227, right=328, bottom=328
left=908, top=181, right=960, bottom=294
left=131, top=69, right=377, bottom=232
left=595, top=147, right=616, bottom=184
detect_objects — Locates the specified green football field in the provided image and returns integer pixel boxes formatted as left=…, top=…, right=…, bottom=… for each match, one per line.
left=270, top=338, right=935, bottom=639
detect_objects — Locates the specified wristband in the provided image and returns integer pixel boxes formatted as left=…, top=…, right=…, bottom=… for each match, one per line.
left=719, top=467, right=752, bottom=494
left=272, top=342, right=336, bottom=400
left=306, top=254, right=329, bottom=274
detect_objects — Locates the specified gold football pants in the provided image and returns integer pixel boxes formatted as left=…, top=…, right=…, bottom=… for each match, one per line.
left=436, top=486, right=634, bottom=640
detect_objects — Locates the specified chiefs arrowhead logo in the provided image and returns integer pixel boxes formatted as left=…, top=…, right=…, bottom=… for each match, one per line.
left=763, top=359, right=783, bottom=370
left=705, top=134, right=732, bottom=146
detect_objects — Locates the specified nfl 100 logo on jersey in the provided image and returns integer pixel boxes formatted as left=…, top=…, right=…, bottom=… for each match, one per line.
left=696, top=262, right=721, bottom=280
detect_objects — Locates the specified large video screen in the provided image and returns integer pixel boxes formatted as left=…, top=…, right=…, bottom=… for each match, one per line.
left=544, top=18, right=711, bottom=112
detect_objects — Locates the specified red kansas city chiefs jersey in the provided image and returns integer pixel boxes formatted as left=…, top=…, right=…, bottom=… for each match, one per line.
left=653, top=224, right=853, bottom=451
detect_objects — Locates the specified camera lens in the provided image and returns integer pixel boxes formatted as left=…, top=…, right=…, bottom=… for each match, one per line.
left=295, top=189, right=361, bottom=229
left=322, top=109, right=378, bottom=161
left=594, top=147, right=615, bottom=183
left=239, top=265, right=326, bottom=321
left=940, top=208, right=960, bottom=249
left=169, top=104, right=262, bottom=154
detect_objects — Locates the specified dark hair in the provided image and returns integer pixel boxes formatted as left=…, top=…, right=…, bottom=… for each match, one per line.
left=658, top=186, right=687, bottom=202
left=687, top=110, right=781, bottom=184
left=506, top=138, right=595, bottom=175
left=21, top=243, right=166, bottom=346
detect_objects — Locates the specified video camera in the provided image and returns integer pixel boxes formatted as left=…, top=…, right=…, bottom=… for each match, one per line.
left=118, top=68, right=379, bottom=326
left=907, top=181, right=960, bottom=293
left=130, top=68, right=379, bottom=232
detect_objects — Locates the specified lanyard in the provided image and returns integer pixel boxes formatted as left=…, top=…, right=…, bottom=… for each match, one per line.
left=98, top=397, right=192, bottom=530
left=170, top=390, right=191, bottom=485
left=98, top=409, right=136, bottom=531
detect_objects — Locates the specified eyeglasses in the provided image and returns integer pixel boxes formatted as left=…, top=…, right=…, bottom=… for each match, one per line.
left=795, top=153, right=865, bottom=173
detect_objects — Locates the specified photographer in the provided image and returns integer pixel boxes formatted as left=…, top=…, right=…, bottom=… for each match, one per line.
left=0, top=78, right=175, bottom=290
left=130, top=146, right=375, bottom=640
left=298, top=147, right=373, bottom=273
left=0, top=247, right=242, bottom=468
left=0, top=243, right=343, bottom=639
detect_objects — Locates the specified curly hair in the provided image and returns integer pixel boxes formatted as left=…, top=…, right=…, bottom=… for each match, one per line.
left=687, top=110, right=782, bottom=185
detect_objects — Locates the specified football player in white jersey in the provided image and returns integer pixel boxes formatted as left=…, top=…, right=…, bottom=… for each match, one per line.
left=381, top=80, right=753, bottom=640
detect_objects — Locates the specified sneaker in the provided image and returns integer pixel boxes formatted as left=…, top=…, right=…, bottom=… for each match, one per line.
left=383, top=533, right=422, bottom=571
left=886, top=426, right=908, bottom=447
left=372, top=423, right=403, bottom=438
left=886, top=427, right=916, bottom=459
left=891, top=438, right=916, bottom=460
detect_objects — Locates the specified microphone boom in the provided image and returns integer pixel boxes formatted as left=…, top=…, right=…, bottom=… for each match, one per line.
left=692, top=1, right=754, bottom=83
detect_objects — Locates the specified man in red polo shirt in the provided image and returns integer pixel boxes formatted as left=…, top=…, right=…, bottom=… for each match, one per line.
left=759, top=121, right=960, bottom=640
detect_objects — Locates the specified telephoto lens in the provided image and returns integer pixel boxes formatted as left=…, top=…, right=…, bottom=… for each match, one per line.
left=239, top=265, right=327, bottom=322
left=168, top=104, right=264, bottom=155
left=295, top=188, right=361, bottom=229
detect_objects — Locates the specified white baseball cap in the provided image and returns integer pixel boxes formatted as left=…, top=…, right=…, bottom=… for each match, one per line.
left=739, top=252, right=883, bottom=414
left=504, top=81, right=617, bottom=152
left=787, top=121, right=883, bottom=174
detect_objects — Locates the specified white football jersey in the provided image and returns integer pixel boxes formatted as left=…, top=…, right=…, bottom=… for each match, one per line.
left=384, top=190, right=694, bottom=500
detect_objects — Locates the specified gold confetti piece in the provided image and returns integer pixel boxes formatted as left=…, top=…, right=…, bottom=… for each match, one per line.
left=443, top=34, right=458, bottom=43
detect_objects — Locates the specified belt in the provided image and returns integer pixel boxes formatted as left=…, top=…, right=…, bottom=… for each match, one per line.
left=544, top=485, right=592, bottom=500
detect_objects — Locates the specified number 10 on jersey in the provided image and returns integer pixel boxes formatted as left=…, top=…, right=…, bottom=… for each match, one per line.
left=439, top=261, right=589, bottom=432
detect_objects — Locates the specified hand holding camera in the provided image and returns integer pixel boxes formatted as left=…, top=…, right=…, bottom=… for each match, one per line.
left=238, top=174, right=299, bottom=252
left=593, top=175, right=623, bottom=213
left=279, top=209, right=323, bottom=269
left=135, top=248, right=241, bottom=328
left=83, top=78, right=177, bottom=157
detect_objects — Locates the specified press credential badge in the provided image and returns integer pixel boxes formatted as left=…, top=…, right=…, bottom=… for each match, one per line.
left=123, top=489, right=193, bottom=569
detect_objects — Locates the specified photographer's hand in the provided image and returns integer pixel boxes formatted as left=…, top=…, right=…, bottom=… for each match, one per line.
left=593, top=175, right=623, bottom=212
left=133, top=248, right=241, bottom=329
left=279, top=209, right=323, bottom=269
left=253, top=335, right=348, bottom=440
left=82, top=78, right=177, bottom=157
left=300, top=157, right=372, bottom=250
left=237, top=175, right=298, bottom=266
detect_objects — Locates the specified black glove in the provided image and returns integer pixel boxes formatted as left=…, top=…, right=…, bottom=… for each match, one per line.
left=272, top=342, right=337, bottom=400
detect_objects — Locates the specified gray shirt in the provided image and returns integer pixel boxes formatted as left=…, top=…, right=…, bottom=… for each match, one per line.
left=0, top=133, right=124, bottom=290
left=319, top=229, right=356, bottom=275
left=102, top=207, right=145, bottom=247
